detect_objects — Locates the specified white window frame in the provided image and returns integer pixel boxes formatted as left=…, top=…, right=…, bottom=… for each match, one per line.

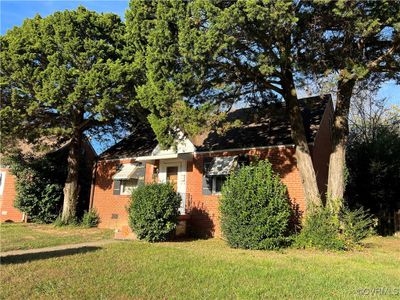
left=0, top=171, right=5, bottom=196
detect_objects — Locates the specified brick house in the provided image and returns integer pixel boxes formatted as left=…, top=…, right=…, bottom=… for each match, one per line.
left=91, top=95, right=333, bottom=237
left=0, top=140, right=96, bottom=222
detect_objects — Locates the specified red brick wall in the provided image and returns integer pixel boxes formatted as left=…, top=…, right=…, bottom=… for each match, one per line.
left=311, top=99, right=334, bottom=198
left=93, top=147, right=306, bottom=237
left=145, top=160, right=159, bottom=184
left=91, top=158, right=135, bottom=230
left=185, top=147, right=304, bottom=237
left=0, top=168, right=24, bottom=222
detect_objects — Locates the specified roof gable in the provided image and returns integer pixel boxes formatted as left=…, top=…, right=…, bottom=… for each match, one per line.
left=99, top=125, right=157, bottom=160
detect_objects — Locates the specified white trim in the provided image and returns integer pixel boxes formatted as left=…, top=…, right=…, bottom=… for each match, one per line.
left=137, top=153, right=179, bottom=161
left=136, top=152, right=193, bottom=162
left=0, top=171, right=5, bottom=195
left=158, top=159, right=187, bottom=215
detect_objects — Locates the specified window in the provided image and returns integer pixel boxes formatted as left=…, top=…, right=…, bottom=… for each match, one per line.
left=213, top=175, right=227, bottom=194
left=120, top=178, right=139, bottom=195
left=203, top=156, right=236, bottom=195
left=112, top=164, right=144, bottom=195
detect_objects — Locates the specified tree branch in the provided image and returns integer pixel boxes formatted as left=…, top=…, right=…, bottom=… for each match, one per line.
left=367, top=35, right=400, bottom=73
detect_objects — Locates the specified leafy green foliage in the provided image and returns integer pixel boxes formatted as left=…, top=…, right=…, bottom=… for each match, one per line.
left=340, top=207, right=376, bottom=246
left=294, top=208, right=346, bottom=251
left=294, top=206, right=376, bottom=250
left=6, top=154, right=66, bottom=224
left=81, top=209, right=100, bottom=228
left=126, top=0, right=399, bottom=146
left=125, top=1, right=224, bottom=148
left=0, top=6, right=132, bottom=146
left=0, top=6, right=143, bottom=221
left=128, top=183, right=181, bottom=242
left=220, top=160, right=292, bottom=250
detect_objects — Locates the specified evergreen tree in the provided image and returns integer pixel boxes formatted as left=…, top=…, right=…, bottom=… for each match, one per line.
left=1, top=7, right=142, bottom=223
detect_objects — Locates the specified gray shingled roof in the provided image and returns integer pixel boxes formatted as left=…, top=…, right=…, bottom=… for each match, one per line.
left=100, top=95, right=331, bottom=159
left=192, top=95, right=331, bottom=151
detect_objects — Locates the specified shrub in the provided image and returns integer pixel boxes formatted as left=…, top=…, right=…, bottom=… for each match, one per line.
left=340, top=207, right=376, bottom=246
left=6, top=153, right=66, bottom=223
left=128, top=183, right=181, bottom=242
left=15, top=182, right=64, bottom=224
left=6, top=146, right=93, bottom=224
left=294, top=208, right=346, bottom=251
left=220, top=160, right=292, bottom=250
left=81, top=209, right=100, bottom=228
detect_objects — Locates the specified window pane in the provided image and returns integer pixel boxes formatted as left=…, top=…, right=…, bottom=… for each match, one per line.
left=121, top=178, right=138, bottom=195
left=215, top=176, right=227, bottom=193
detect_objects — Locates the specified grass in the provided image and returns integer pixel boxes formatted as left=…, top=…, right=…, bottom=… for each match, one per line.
left=1, top=235, right=399, bottom=299
left=0, top=223, right=113, bottom=252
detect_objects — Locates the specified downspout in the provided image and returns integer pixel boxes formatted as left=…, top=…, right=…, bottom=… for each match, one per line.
left=88, top=159, right=98, bottom=210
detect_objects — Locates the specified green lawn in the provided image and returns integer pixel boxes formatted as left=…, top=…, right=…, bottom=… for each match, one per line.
left=1, top=233, right=399, bottom=299
left=0, top=223, right=113, bottom=252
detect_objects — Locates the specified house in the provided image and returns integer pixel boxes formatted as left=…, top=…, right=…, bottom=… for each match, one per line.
left=91, top=95, right=333, bottom=238
left=0, top=139, right=96, bottom=222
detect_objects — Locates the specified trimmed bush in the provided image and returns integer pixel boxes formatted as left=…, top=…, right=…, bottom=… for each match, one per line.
left=82, top=209, right=100, bottom=228
left=294, top=208, right=346, bottom=250
left=220, top=160, right=292, bottom=250
left=128, top=183, right=181, bottom=242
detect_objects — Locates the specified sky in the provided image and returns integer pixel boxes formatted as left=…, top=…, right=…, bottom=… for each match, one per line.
left=1, top=0, right=399, bottom=153
left=1, top=0, right=129, bottom=34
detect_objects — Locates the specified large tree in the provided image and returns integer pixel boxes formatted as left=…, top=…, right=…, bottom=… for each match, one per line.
left=126, top=0, right=322, bottom=209
left=299, top=0, right=400, bottom=213
left=0, top=7, right=142, bottom=223
left=126, top=0, right=399, bottom=213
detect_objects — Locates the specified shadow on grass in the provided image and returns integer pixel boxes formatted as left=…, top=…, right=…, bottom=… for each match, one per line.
left=0, top=246, right=101, bottom=265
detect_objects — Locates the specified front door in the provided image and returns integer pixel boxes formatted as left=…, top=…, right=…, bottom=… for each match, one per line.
left=166, top=166, right=178, bottom=191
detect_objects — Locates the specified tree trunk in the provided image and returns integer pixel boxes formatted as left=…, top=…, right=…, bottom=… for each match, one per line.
left=281, top=72, right=322, bottom=211
left=327, top=74, right=356, bottom=215
left=61, top=130, right=82, bottom=223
